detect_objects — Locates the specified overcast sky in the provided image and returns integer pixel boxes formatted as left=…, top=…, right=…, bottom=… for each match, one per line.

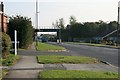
left=1, top=0, right=120, bottom=28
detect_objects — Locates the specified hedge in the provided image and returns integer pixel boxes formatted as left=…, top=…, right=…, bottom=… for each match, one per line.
left=2, top=32, right=11, bottom=59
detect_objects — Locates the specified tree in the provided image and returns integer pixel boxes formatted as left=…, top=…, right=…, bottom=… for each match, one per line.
left=52, top=20, right=59, bottom=29
left=97, top=22, right=108, bottom=35
left=8, top=15, right=33, bottom=49
left=83, top=22, right=98, bottom=38
left=69, top=15, right=77, bottom=25
left=52, top=18, right=65, bottom=42
left=59, top=18, right=65, bottom=29
left=108, top=21, right=118, bottom=31
left=52, top=18, right=65, bottom=29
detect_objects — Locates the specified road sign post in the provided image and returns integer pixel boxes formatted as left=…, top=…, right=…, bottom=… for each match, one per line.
left=14, top=30, right=17, bottom=56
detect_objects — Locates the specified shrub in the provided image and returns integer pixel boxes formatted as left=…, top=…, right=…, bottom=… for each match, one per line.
left=8, top=15, right=33, bottom=49
left=2, top=53, right=19, bottom=66
left=2, top=32, right=11, bottom=59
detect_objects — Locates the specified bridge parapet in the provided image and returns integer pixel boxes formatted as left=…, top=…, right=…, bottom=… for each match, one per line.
left=34, top=28, right=59, bottom=32
left=37, top=26, right=59, bottom=29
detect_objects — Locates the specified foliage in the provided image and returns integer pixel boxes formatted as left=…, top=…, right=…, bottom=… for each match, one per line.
left=52, top=16, right=119, bottom=42
left=8, top=15, right=33, bottom=49
left=69, top=15, right=77, bottom=25
left=0, top=70, right=9, bottom=80
left=61, top=19, right=119, bottom=42
left=2, top=53, right=20, bottom=66
left=37, top=55, right=100, bottom=64
left=52, top=18, right=65, bottom=29
left=39, top=70, right=118, bottom=79
left=52, top=20, right=59, bottom=29
left=59, top=18, right=65, bottom=29
left=2, top=32, right=11, bottom=59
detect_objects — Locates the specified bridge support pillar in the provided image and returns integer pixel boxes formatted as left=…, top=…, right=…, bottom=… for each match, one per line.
left=57, top=29, right=62, bottom=43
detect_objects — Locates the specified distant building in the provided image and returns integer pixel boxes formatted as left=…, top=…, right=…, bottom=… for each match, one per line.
left=0, top=2, right=8, bottom=33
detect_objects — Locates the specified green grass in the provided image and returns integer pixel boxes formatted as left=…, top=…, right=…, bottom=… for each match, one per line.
left=66, top=42, right=119, bottom=48
left=66, top=42, right=107, bottom=46
left=39, top=70, right=118, bottom=79
left=1, top=53, right=20, bottom=66
left=37, top=55, right=100, bottom=64
left=36, top=42, right=66, bottom=51
left=0, top=70, right=9, bottom=80
left=0, top=54, right=20, bottom=79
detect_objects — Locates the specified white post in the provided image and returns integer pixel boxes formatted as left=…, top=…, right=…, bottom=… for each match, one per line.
left=118, top=1, right=120, bottom=24
left=14, top=30, right=17, bottom=56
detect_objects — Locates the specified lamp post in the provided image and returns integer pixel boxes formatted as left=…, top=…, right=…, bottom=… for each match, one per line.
left=118, top=1, right=120, bottom=69
left=118, top=1, right=120, bottom=24
left=35, top=0, right=39, bottom=46
left=117, top=1, right=120, bottom=48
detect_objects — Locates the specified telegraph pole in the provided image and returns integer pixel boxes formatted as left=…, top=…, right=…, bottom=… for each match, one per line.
left=117, top=2, right=120, bottom=47
left=36, top=0, right=39, bottom=46
left=118, top=1, right=120, bottom=69
left=118, top=1, right=120, bottom=24
left=36, top=0, right=38, bottom=29
left=1, top=2, right=4, bottom=32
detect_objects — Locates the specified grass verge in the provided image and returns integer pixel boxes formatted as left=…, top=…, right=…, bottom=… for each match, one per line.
left=0, top=54, right=20, bottom=79
left=0, top=70, right=9, bottom=80
left=37, top=55, right=100, bottom=64
left=36, top=42, right=66, bottom=51
left=39, top=70, right=118, bottom=79
left=1, top=53, right=20, bottom=66
left=66, top=42, right=119, bottom=48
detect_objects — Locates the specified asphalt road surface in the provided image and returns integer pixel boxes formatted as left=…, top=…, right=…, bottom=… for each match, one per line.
left=49, top=42, right=119, bottom=67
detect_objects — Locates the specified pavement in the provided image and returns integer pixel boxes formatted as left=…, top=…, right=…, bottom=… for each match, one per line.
left=3, top=56, right=43, bottom=79
left=2, top=43, right=119, bottom=79
left=44, top=63, right=118, bottom=73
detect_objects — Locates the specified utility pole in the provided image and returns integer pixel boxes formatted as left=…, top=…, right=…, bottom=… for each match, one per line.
left=1, top=2, right=4, bottom=32
left=118, top=1, right=120, bottom=24
left=36, top=0, right=39, bottom=46
left=117, top=1, right=120, bottom=47
left=36, top=0, right=38, bottom=29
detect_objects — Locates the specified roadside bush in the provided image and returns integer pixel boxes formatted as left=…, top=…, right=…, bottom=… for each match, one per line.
left=8, top=15, right=33, bottom=49
left=2, top=53, right=19, bottom=66
left=2, top=32, right=11, bottom=59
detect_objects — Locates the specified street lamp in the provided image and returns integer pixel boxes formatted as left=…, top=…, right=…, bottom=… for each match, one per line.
left=35, top=0, right=39, bottom=46
left=118, top=1, right=120, bottom=24
left=118, top=1, right=120, bottom=69
left=117, top=1, right=120, bottom=47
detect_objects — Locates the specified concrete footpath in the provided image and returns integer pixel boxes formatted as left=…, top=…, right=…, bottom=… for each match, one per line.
left=3, top=56, right=43, bottom=79
left=43, top=63, right=118, bottom=73
left=3, top=43, right=43, bottom=79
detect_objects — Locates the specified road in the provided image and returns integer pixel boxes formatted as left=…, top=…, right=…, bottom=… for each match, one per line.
left=18, top=42, right=119, bottom=67
left=48, top=42, right=119, bottom=67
